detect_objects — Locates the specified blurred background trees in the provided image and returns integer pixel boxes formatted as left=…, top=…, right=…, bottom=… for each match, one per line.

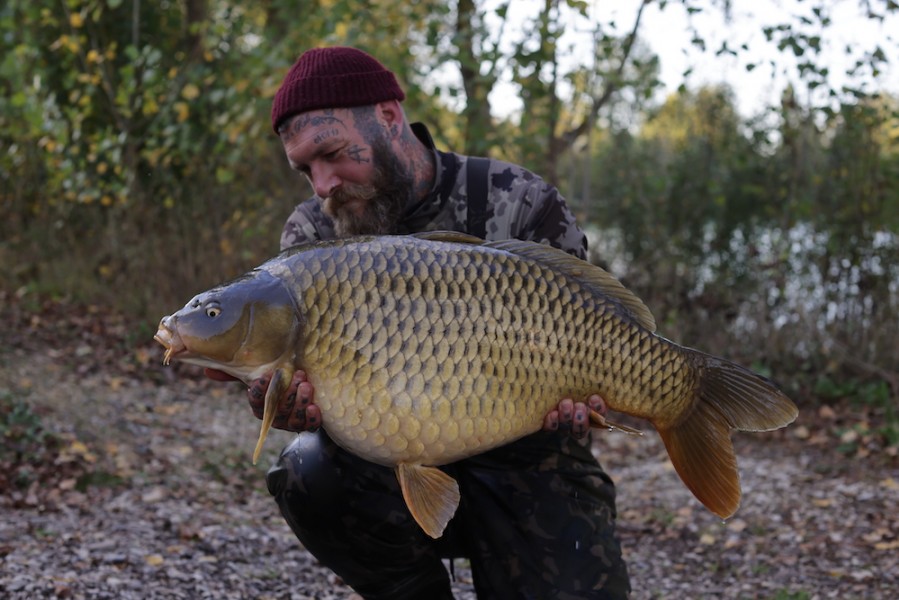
left=1, top=0, right=897, bottom=420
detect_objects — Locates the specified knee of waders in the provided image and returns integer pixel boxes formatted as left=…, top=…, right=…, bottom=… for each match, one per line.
left=265, top=431, right=343, bottom=506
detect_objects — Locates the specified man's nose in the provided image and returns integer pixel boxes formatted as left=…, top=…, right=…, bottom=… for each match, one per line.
left=310, top=163, right=340, bottom=198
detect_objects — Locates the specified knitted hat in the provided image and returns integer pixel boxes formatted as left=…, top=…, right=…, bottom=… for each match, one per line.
left=271, top=47, right=406, bottom=133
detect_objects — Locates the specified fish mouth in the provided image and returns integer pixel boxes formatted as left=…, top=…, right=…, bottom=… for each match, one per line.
left=154, top=320, right=187, bottom=365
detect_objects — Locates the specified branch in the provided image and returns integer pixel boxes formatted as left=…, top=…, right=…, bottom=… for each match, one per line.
left=559, top=0, right=650, bottom=148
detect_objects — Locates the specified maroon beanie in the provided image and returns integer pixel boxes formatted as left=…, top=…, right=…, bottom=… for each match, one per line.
left=271, top=47, right=406, bottom=133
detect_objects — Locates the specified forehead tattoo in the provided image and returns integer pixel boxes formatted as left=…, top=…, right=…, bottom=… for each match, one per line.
left=281, top=110, right=346, bottom=141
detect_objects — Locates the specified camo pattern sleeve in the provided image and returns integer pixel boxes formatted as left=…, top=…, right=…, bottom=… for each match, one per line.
left=481, top=160, right=587, bottom=260
left=279, top=198, right=336, bottom=251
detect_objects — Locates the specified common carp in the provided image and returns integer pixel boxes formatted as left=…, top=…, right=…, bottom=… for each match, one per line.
left=154, top=232, right=797, bottom=538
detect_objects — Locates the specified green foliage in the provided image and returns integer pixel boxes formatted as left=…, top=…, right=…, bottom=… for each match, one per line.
left=0, top=393, right=58, bottom=490
left=0, top=393, right=53, bottom=463
left=1, top=0, right=897, bottom=406
left=817, top=377, right=898, bottom=447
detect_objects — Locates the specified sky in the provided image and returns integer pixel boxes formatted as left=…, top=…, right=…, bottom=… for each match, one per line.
left=480, top=0, right=899, bottom=119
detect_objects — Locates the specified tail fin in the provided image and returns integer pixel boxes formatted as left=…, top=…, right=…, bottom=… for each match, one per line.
left=656, top=355, right=798, bottom=519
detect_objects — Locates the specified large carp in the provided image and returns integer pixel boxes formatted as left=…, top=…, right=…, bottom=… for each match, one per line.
left=154, top=232, right=797, bottom=538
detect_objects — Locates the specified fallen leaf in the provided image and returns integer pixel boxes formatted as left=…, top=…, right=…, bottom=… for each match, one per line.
left=145, top=554, right=165, bottom=566
left=840, top=429, right=859, bottom=444
left=727, top=519, right=747, bottom=533
left=141, top=486, right=166, bottom=503
left=874, top=540, right=899, bottom=551
left=818, top=405, right=837, bottom=420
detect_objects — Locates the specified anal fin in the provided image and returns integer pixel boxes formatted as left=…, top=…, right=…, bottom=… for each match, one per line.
left=396, top=463, right=461, bottom=539
left=589, top=409, right=643, bottom=435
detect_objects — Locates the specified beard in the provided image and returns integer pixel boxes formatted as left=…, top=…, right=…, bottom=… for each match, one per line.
left=323, top=139, right=415, bottom=237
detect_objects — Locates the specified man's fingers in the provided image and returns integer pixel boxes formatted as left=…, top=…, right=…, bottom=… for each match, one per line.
left=248, top=375, right=269, bottom=404
left=305, top=405, right=322, bottom=432
left=543, top=411, right=559, bottom=431
left=288, top=404, right=321, bottom=432
left=572, top=402, right=589, bottom=439
left=245, top=369, right=318, bottom=432
left=558, top=398, right=574, bottom=424
left=297, top=381, right=314, bottom=407
left=544, top=396, right=607, bottom=438
left=587, top=394, right=607, bottom=416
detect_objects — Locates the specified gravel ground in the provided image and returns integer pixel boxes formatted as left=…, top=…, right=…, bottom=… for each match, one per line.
left=1, top=311, right=897, bottom=599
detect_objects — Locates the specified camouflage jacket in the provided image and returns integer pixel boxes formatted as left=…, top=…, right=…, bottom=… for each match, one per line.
left=279, top=123, right=588, bottom=258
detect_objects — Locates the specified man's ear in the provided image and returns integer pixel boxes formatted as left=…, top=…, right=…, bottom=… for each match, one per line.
left=375, top=100, right=405, bottom=135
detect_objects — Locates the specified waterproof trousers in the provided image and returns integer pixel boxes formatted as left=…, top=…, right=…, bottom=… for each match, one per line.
left=266, top=430, right=630, bottom=600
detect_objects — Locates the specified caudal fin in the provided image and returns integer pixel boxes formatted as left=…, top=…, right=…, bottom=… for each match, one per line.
left=656, top=355, right=798, bottom=519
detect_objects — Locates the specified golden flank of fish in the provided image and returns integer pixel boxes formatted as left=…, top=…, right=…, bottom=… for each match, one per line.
left=154, top=232, right=798, bottom=538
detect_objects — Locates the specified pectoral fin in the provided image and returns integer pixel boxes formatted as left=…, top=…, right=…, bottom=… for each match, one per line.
left=589, top=409, right=643, bottom=436
left=395, top=463, right=461, bottom=539
left=252, top=367, right=293, bottom=465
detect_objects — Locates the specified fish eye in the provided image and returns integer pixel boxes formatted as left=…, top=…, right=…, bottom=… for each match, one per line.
left=206, top=306, right=222, bottom=318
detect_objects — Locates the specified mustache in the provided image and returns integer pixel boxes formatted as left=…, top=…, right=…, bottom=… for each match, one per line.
left=327, top=182, right=379, bottom=205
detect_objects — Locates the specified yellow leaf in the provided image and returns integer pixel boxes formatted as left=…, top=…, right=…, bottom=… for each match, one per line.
left=96, top=162, right=108, bottom=174
left=68, top=440, right=97, bottom=463
left=174, top=102, right=189, bottom=123
left=69, top=13, right=84, bottom=28
left=155, top=404, right=185, bottom=416
left=881, top=478, right=899, bottom=491
left=875, top=540, right=899, bottom=551
left=145, top=554, right=165, bottom=566
left=86, top=49, right=100, bottom=63
left=181, top=83, right=200, bottom=100
left=143, top=97, right=159, bottom=116
left=727, top=519, right=747, bottom=533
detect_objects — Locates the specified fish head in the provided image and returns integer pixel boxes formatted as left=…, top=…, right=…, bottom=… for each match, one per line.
left=154, top=270, right=301, bottom=382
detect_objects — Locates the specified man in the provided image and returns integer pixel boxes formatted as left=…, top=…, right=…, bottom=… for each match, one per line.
left=225, top=47, right=630, bottom=599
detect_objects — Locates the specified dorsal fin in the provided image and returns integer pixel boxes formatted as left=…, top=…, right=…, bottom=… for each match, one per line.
left=409, top=231, right=485, bottom=245
left=484, top=239, right=657, bottom=332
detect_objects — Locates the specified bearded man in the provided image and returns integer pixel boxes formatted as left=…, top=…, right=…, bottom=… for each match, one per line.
left=217, top=47, right=631, bottom=600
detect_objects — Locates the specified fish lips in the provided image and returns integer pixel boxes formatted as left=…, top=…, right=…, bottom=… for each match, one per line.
left=154, top=317, right=187, bottom=365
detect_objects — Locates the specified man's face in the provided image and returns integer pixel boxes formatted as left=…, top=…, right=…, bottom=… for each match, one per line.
left=279, top=107, right=415, bottom=237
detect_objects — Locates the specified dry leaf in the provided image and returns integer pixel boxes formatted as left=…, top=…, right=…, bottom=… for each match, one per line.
left=145, top=554, right=165, bottom=566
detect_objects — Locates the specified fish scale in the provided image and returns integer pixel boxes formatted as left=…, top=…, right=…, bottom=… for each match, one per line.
left=155, top=231, right=797, bottom=538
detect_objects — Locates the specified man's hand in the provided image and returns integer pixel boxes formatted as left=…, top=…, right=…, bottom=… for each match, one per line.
left=204, top=368, right=321, bottom=433
left=542, top=395, right=607, bottom=439
left=246, top=370, right=321, bottom=433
